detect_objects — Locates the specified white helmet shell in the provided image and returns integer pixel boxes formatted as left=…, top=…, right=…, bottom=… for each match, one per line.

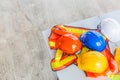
left=100, top=18, right=120, bottom=42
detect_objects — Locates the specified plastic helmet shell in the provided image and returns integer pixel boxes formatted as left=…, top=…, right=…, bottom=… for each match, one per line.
left=77, top=51, right=108, bottom=73
left=100, top=18, right=120, bottom=42
left=80, top=30, right=106, bottom=52
left=57, top=34, right=82, bottom=54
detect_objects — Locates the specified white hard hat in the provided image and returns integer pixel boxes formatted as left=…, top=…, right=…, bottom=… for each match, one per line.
left=100, top=18, right=120, bottom=42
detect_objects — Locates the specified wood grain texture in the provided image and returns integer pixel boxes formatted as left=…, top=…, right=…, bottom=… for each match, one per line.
left=0, top=0, right=120, bottom=80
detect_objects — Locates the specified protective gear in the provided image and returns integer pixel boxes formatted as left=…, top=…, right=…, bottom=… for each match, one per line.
left=51, top=49, right=77, bottom=71
left=108, top=74, right=120, bottom=80
left=84, top=45, right=119, bottom=78
left=57, top=34, right=82, bottom=54
left=48, top=25, right=89, bottom=49
left=100, top=18, right=120, bottom=42
left=102, top=45, right=118, bottom=75
left=114, top=47, right=120, bottom=71
left=80, top=30, right=106, bottom=52
left=77, top=51, right=108, bottom=73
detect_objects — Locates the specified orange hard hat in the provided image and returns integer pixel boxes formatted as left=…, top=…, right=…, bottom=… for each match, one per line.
left=57, top=34, right=82, bottom=54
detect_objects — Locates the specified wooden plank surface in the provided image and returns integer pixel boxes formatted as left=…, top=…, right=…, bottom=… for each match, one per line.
left=0, top=0, right=120, bottom=80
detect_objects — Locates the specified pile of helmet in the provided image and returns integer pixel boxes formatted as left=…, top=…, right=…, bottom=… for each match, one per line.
left=48, top=18, right=120, bottom=79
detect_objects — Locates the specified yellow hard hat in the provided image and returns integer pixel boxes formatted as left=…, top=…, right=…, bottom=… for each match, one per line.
left=77, top=51, right=108, bottom=73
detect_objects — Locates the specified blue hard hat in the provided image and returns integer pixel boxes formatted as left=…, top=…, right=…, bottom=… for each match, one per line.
left=80, top=30, right=106, bottom=52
